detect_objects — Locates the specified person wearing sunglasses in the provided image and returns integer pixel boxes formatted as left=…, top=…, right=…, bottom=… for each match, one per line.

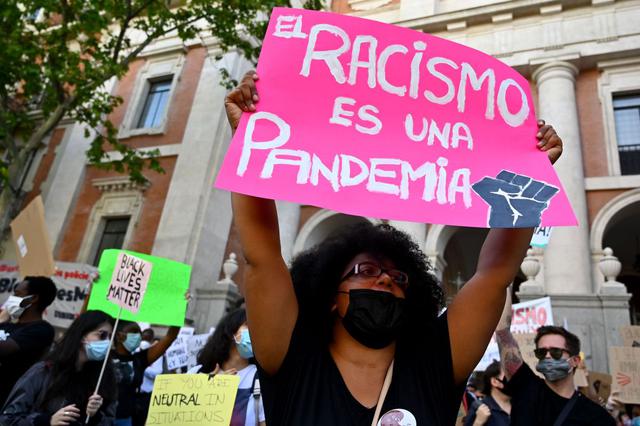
left=0, top=276, right=57, bottom=407
left=495, top=290, right=614, bottom=425
left=224, top=71, right=565, bottom=426
left=0, top=310, right=117, bottom=425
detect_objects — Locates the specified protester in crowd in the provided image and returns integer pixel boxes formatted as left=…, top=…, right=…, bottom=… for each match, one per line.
left=630, top=405, right=640, bottom=426
left=464, top=361, right=510, bottom=426
left=188, top=307, right=265, bottom=426
left=495, top=290, right=615, bottom=425
left=0, top=276, right=57, bottom=405
left=0, top=310, right=117, bottom=425
left=224, top=71, right=564, bottom=425
left=112, top=320, right=179, bottom=426
left=462, top=372, right=484, bottom=417
left=133, top=335, right=162, bottom=426
left=140, top=328, right=155, bottom=350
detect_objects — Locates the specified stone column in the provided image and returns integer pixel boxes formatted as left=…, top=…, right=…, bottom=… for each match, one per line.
left=276, top=201, right=301, bottom=264
left=532, top=61, right=592, bottom=294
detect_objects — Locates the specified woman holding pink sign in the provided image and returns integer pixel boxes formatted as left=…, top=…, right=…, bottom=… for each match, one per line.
left=225, top=71, right=563, bottom=426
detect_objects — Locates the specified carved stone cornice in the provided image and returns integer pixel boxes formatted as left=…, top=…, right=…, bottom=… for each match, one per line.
left=91, top=177, right=149, bottom=193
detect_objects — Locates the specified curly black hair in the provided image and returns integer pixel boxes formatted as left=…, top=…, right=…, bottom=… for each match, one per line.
left=289, top=221, right=443, bottom=345
left=197, top=308, right=247, bottom=374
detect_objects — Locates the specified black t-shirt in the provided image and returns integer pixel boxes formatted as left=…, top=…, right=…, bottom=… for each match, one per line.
left=0, top=320, right=54, bottom=406
left=506, top=363, right=615, bottom=426
left=258, top=312, right=464, bottom=426
left=112, top=349, right=150, bottom=419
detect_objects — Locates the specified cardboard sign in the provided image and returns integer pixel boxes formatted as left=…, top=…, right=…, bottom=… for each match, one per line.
left=588, top=371, right=612, bottom=401
left=9, top=196, right=55, bottom=277
left=106, top=252, right=152, bottom=313
left=0, top=261, right=97, bottom=328
left=147, top=374, right=240, bottom=425
left=620, top=325, right=640, bottom=347
left=87, top=250, right=191, bottom=326
left=215, top=8, right=576, bottom=228
left=165, top=343, right=190, bottom=370
left=186, top=334, right=211, bottom=370
left=165, top=327, right=197, bottom=370
left=609, top=346, right=640, bottom=404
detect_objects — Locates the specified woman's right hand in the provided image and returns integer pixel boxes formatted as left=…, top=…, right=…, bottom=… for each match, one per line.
left=224, top=71, right=259, bottom=133
left=50, top=404, right=80, bottom=426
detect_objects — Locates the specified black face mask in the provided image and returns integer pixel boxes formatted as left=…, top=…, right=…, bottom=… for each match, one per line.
left=339, top=289, right=406, bottom=349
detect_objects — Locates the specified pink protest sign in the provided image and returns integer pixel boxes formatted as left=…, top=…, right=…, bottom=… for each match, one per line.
left=215, top=8, right=577, bottom=228
left=107, top=252, right=152, bottom=314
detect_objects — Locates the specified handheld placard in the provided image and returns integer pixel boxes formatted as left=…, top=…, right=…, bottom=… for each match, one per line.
left=215, top=8, right=577, bottom=228
left=87, top=250, right=190, bottom=326
left=87, top=251, right=153, bottom=423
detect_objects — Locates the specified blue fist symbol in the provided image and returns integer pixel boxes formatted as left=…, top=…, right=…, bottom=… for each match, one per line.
left=472, top=170, right=559, bottom=228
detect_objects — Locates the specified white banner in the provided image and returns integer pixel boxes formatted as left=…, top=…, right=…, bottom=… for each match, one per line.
left=0, top=261, right=96, bottom=328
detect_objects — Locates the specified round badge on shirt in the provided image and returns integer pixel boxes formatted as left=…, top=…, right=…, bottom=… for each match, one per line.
left=377, top=409, right=417, bottom=426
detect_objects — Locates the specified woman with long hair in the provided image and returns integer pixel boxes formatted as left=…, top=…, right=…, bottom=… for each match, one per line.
left=189, top=308, right=265, bottom=426
left=224, top=71, right=564, bottom=425
left=0, top=310, right=117, bottom=425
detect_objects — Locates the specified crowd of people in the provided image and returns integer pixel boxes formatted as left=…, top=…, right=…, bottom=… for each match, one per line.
left=0, top=72, right=637, bottom=426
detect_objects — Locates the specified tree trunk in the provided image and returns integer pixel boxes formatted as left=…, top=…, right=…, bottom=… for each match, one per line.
left=0, top=99, right=74, bottom=244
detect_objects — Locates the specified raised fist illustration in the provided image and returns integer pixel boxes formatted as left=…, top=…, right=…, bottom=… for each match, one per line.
left=472, top=170, right=559, bottom=228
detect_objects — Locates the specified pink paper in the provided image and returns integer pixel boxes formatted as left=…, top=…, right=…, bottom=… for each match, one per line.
left=215, top=8, right=577, bottom=228
left=107, top=252, right=152, bottom=314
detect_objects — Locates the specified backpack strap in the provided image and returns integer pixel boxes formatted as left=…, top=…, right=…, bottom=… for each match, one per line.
left=553, top=391, right=579, bottom=426
left=251, top=369, right=261, bottom=426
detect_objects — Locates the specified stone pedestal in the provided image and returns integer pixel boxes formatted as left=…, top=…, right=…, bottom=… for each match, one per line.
left=193, top=281, right=241, bottom=332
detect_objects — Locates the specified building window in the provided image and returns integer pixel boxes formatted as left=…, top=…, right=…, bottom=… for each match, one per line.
left=614, top=93, right=640, bottom=175
left=136, top=78, right=173, bottom=129
left=92, top=217, right=131, bottom=266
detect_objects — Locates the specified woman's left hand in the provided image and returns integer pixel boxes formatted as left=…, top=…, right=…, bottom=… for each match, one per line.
left=536, top=120, right=563, bottom=165
left=86, top=394, right=103, bottom=417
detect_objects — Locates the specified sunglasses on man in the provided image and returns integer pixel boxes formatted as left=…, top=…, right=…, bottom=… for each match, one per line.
left=533, top=347, right=573, bottom=360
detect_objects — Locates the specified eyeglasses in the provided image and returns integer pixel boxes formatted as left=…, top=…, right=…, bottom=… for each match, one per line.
left=341, top=262, right=409, bottom=289
left=534, top=347, right=572, bottom=360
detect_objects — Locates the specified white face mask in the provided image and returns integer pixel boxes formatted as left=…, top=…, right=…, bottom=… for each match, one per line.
left=2, top=295, right=33, bottom=322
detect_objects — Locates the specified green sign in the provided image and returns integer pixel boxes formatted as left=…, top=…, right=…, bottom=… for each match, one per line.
left=88, top=249, right=190, bottom=326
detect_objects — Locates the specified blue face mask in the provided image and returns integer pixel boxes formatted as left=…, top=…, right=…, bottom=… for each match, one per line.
left=123, top=333, right=142, bottom=353
left=85, top=340, right=111, bottom=361
left=235, top=329, right=253, bottom=359
left=535, top=358, right=572, bottom=382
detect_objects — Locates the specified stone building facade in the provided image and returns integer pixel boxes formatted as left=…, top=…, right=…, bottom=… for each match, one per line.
left=2, top=0, right=639, bottom=373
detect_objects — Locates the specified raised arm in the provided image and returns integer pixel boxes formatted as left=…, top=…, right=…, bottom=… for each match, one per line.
left=447, top=121, right=562, bottom=383
left=147, top=325, right=179, bottom=365
left=225, top=72, right=298, bottom=375
left=494, top=288, right=523, bottom=379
